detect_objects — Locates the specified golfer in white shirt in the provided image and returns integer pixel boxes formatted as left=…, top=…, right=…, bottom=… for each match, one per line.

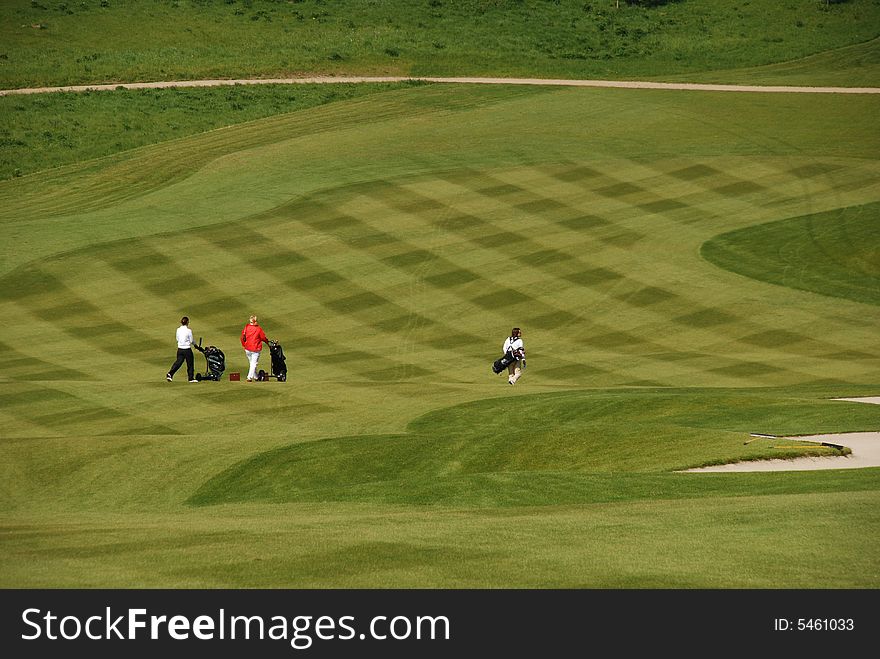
left=502, top=327, right=525, bottom=385
left=166, top=316, right=197, bottom=382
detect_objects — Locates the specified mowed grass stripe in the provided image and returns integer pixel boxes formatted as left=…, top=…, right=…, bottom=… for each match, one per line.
left=0, top=244, right=826, bottom=388
left=229, top=210, right=487, bottom=349
left=287, top=166, right=838, bottom=380
left=202, top=231, right=479, bottom=358
left=180, top=201, right=484, bottom=375
left=547, top=158, right=825, bottom=229
left=262, top=181, right=589, bottom=332
left=4, top=265, right=167, bottom=361
left=350, top=178, right=611, bottom=326
left=230, top=172, right=605, bottom=351
left=3, top=156, right=868, bottom=386
left=0, top=385, right=179, bottom=436
left=0, top=339, right=90, bottom=381
left=2, top=142, right=875, bottom=391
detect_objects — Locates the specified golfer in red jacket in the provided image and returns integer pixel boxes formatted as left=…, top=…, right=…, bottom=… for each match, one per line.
left=241, top=314, right=269, bottom=382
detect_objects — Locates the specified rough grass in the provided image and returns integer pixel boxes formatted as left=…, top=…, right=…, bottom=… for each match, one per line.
left=673, top=36, right=880, bottom=87
left=1, top=0, right=878, bottom=87
left=0, top=81, right=415, bottom=180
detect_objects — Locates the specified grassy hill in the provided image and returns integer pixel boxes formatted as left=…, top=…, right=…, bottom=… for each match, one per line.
left=1, top=0, right=879, bottom=88
left=0, top=2, right=878, bottom=588
left=3, top=0, right=879, bottom=181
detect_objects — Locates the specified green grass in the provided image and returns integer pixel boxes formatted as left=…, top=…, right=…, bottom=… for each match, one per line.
left=1, top=10, right=880, bottom=588
left=3, top=84, right=878, bottom=275
left=0, top=81, right=416, bottom=180
left=2, top=492, right=879, bottom=588
left=674, top=36, right=880, bottom=87
left=1, top=0, right=879, bottom=88
left=188, top=389, right=878, bottom=507
left=702, top=202, right=880, bottom=307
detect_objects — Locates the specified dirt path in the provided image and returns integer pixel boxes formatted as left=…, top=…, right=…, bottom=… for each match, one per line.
left=684, top=399, right=880, bottom=473
left=2, top=76, right=880, bottom=96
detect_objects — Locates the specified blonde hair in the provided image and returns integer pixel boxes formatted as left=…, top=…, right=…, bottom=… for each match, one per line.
left=249, top=315, right=258, bottom=324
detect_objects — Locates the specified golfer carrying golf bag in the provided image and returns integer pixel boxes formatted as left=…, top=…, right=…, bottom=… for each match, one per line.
left=495, top=327, right=525, bottom=385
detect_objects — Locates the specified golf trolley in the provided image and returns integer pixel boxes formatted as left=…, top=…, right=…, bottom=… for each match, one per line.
left=194, top=338, right=226, bottom=381
left=257, top=339, right=287, bottom=382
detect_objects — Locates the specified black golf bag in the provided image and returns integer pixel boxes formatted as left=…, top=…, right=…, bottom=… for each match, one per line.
left=257, top=340, right=287, bottom=382
left=194, top=338, right=225, bottom=381
left=492, top=350, right=517, bottom=375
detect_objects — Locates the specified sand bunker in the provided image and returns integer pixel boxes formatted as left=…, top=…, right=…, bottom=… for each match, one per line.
left=683, top=398, right=880, bottom=472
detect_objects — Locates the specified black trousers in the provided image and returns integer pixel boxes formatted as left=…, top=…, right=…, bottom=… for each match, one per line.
left=168, top=348, right=194, bottom=380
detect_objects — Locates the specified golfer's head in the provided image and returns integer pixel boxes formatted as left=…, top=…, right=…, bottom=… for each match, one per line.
left=181, top=316, right=189, bottom=326
left=511, top=327, right=521, bottom=338
left=249, top=315, right=258, bottom=324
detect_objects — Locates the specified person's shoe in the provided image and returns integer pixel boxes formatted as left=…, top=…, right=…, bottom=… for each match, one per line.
left=246, top=378, right=253, bottom=382
left=189, top=380, right=198, bottom=383
left=166, top=374, right=172, bottom=382
left=508, top=379, right=515, bottom=385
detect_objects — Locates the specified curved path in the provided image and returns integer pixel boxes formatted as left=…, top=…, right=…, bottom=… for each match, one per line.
left=2, top=75, right=880, bottom=96
left=684, top=398, right=880, bottom=472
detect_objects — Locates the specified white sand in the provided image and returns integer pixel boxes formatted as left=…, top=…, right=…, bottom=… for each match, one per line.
left=682, top=431, right=880, bottom=472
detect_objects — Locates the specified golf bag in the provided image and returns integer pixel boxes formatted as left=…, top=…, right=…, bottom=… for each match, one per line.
left=257, top=340, right=287, bottom=382
left=194, top=338, right=225, bottom=381
left=492, top=350, right=517, bottom=375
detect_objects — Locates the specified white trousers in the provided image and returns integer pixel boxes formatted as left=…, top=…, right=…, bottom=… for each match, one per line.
left=245, top=349, right=261, bottom=380
left=508, top=360, right=522, bottom=384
